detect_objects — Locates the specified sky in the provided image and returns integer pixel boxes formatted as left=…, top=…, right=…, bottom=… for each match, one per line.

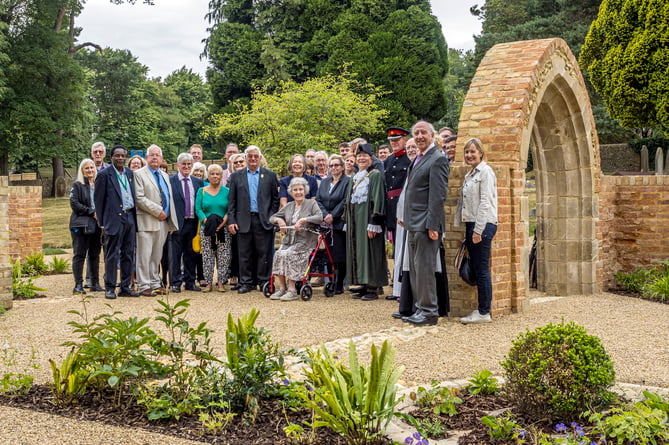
left=77, top=0, right=483, bottom=80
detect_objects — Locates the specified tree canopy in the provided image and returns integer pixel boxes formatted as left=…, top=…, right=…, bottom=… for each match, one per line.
left=210, top=73, right=388, bottom=174
left=580, top=0, right=669, bottom=130
left=205, top=0, right=447, bottom=131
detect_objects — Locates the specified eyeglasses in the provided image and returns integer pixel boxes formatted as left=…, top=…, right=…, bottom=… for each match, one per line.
left=233, top=160, right=245, bottom=164
left=246, top=154, right=259, bottom=158
left=329, top=163, right=342, bottom=168
left=92, top=150, right=104, bottom=154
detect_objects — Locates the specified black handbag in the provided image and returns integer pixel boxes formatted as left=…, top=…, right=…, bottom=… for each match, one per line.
left=454, top=240, right=477, bottom=286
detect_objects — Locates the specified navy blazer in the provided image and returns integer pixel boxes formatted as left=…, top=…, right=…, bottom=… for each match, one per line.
left=227, top=167, right=279, bottom=233
left=94, top=165, right=136, bottom=236
left=316, top=175, right=350, bottom=231
left=169, top=173, right=204, bottom=231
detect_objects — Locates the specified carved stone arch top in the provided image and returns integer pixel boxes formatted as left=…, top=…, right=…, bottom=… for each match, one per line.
left=451, top=38, right=601, bottom=315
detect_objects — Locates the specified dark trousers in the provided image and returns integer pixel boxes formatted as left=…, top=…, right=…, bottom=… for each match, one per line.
left=465, top=222, right=497, bottom=315
left=170, top=218, right=198, bottom=288
left=237, top=214, right=274, bottom=286
left=103, top=213, right=136, bottom=292
left=72, top=228, right=102, bottom=285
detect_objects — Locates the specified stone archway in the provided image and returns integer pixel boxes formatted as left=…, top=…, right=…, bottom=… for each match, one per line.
left=452, top=38, right=600, bottom=315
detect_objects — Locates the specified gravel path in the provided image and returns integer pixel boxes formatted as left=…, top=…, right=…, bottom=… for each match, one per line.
left=1, top=270, right=668, bottom=443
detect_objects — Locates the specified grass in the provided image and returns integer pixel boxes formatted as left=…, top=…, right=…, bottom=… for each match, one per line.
left=42, top=198, right=72, bottom=249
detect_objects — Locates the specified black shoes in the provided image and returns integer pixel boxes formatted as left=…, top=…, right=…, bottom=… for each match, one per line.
left=170, top=286, right=182, bottom=293
left=404, top=313, right=438, bottom=326
left=231, top=283, right=242, bottom=291
left=184, top=284, right=201, bottom=292
left=361, top=293, right=378, bottom=301
left=105, top=289, right=116, bottom=299
left=392, top=311, right=414, bottom=319
left=72, top=284, right=86, bottom=295
left=119, top=289, right=141, bottom=297
left=237, top=284, right=255, bottom=294
left=349, top=286, right=366, bottom=293
left=90, top=283, right=105, bottom=292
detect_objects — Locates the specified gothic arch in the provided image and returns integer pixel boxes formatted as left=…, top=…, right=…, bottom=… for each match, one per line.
left=452, top=38, right=600, bottom=314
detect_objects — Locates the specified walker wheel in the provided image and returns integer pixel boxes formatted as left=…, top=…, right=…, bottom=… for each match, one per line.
left=300, top=284, right=313, bottom=301
left=295, top=281, right=303, bottom=293
left=324, top=282, right=336, bottom=298
left=262, top=281, right=272, bottom=298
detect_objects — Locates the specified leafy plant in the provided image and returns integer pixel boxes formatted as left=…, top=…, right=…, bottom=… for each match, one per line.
left=643, top=271, right=669, bottom=302
left=395, top=412, right=446, bottom=439
left=467, top=369, right=499, bottom=395
left=481, top=412, right=524, bottom=441
left=1, top=344, right=38, bottom=395
left=22, top=251, right=48, bottom=276
left=222, top=308, right=284, bottom=421
left=502, top=321, right=615, bottom=422
left=49, top=256, right=70, bottom=274
left=301, top=339, right=404, bottom=445
left=198, top=401, right=236, bottom=435
left=12, top=259, right=47, bottom=298
left=49, top=346, right=91, bottom=406
left=586, top=391, right=669, bottom=444
left=412, top=381, right=463, bottom=417
left=616, top=267, right=659, bottom=293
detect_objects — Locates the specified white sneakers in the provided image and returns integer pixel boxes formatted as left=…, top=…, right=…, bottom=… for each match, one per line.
left=280, top=291, right=299, bottom=301
left=460, top=310, right=492, bottom=324
left=269, top=289, right=286, bottom=300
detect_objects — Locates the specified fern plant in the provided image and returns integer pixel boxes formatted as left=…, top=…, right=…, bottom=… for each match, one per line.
left=301, top=340, right=404, bottom=445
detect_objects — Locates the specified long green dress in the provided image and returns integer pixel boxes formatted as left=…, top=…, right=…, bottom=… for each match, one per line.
left=345, top=168, right=388, bottom=288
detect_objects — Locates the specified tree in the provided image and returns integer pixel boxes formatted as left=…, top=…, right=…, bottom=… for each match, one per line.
left=439, top=48, right=477, bottom=129
left=0, top=0, right=88, bottom=176
left=580, top=0, right=669, bottom=130
left=205, top=0, right=447, bottom=130
left=164, top=67, right=214, bottom=153
left=210, top=73, right=388, bottom=174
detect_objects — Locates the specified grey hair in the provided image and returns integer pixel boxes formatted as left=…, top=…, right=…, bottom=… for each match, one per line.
left=76, top=158, right=97, bottom=184
left=411, top=120, right=436, bottom=136
left=192, top=162, right=207, bottom=179
left=176, top=152, right=194, bottom=164
left=245, top=145, right=262, bottom=158
left=288, top=176, right=309, bottom=196
left=314, top=150, right=329, bottom=161
left=91, top=141, right=106, bottom=153
left=147, top=144, right=163, bottom=157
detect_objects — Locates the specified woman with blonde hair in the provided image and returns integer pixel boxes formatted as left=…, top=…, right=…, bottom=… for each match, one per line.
left=69, top=159, right=103, bottom=294
left=456, top=137, right=498, bottom=324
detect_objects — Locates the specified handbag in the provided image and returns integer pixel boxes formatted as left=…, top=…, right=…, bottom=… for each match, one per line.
left=454, top=239, right=477, bottom=286
left=192, top=221, right=201, bottom=253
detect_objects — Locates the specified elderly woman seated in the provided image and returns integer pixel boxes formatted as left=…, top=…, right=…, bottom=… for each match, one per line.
left=268, top=177, right=323, bottom=301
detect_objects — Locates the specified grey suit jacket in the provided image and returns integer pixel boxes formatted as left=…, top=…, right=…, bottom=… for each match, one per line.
left=134, top=166, right=178, bottom=232
left=269, top=199, right=323, bottom=251
left=404, top=145, right=450, bottom=233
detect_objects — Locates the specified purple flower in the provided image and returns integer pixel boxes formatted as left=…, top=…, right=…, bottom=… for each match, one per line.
left=571, top=421, right=579, bottom=428
left=518, top=429, right=526, bottom=438
left=404, top=437, right=414, bottom=445
left=282, top=378, right=290, bottom=386
left=556, top=423, right=567, bottom=433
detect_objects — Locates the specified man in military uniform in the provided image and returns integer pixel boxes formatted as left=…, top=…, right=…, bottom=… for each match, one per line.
left=383, top=126, right=411, bottom=299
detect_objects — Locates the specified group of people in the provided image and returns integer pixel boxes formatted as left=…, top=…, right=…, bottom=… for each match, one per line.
left=69, top=120, right=498, bottom=325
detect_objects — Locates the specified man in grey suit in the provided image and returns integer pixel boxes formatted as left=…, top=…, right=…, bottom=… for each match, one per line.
left=403, top=121, right=450, bottom=325
left=134, top=144, right=178, bottom=296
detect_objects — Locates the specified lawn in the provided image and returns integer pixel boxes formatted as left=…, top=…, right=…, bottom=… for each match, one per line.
left=42, top=198, right=72, bottom=249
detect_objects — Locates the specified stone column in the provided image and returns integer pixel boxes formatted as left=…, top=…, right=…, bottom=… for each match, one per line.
left=0, top=176, right=13, bottom=310
left=655, top=147, right=664, bottom=176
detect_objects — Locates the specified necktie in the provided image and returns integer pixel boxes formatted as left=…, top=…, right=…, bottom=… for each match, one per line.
left=183, top=177, right=191, bottom=218
left=414, top=152, right=423, bottom=165
left=154, top=170, right=168, bottom=214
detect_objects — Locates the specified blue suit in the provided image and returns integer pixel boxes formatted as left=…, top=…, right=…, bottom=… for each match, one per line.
left=94, top=165, right=136, bottom=293
left=169, top=173, right=204, bottom=289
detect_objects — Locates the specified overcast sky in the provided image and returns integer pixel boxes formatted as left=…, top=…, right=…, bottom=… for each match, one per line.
left=78, top=0, right=482, bottom=80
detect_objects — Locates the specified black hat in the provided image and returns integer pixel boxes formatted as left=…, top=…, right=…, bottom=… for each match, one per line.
left=356, top=143, right=374, bottom=157
left=386, top=127, right=410, bottom=140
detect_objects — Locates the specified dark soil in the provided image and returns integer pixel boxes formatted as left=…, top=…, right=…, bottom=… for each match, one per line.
left=0, top=385, right=354, bottom=444
left=607, top=287, right=669, bottom=304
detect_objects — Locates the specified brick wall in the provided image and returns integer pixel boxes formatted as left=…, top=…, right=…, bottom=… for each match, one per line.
left=597, top=175, right=669, bottom=289
left=9, top=185, right=43, bottom=260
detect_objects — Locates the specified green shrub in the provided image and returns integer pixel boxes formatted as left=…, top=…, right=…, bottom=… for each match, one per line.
left=411, top=381, right=462, bottom=416
left=1, top=345, right=38, bottom=395
left=22, top=251, right=48, bottom=276
left=467, top=369, right=499, bottom=395
left=301, top=340, right=404, bottom=445
left=586, top=391, right=669, bottom=444
left=643, top=271, right=669, bottom=302
left=616, top=267, right=658, bottom=293
left=502, top=321, right=615, bottom=422
left=49, top=256, right=70, bottom=274
left=481, top=412, right=524, bottom=441
left=12, top=259, right=47, bottom=298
